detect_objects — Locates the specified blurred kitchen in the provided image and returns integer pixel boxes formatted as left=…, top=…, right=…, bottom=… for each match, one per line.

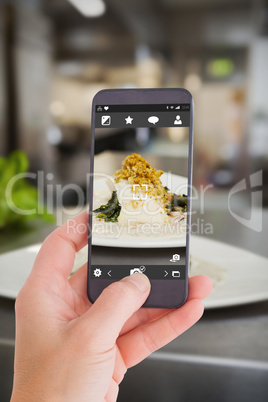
left=0, top=1, right=268, bottom=401
left=1, top=0, right=268, bottom=248
left=1, top=0, right=268, bottom=210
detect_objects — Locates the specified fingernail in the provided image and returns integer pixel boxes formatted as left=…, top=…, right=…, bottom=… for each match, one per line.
left=125, top=273, right=151, bottom=292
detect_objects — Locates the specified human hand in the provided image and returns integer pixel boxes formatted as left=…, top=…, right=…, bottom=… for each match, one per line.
left=11, top=211, right=212, bottom=402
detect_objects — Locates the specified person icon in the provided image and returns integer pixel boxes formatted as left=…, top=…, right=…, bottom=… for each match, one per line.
left=174, top=115, right=182, bottom=125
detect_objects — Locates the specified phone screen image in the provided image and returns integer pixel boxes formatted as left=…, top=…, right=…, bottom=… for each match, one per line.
left=88, top=95, right=192, bottom=308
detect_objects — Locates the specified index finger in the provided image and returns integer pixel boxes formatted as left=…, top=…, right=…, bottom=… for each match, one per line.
left=118, top=298, right=205, bottom=368
left=31, top=211, right=89, bottom=281
left=119, top=275, right=212, bottom=336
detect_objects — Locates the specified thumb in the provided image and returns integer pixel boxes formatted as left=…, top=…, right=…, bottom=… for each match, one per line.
left=81, top=274, right=151, bottom=347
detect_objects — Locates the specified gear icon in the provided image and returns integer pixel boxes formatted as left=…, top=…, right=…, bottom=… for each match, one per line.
left=93, top=268, right=102, bottom=277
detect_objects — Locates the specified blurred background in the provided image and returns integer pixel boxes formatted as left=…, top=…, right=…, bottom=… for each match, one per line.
left=0, top=0, right=268, bottom=209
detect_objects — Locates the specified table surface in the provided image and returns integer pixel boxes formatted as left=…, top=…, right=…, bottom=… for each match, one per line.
left=0, top=151, right=268, bottom=362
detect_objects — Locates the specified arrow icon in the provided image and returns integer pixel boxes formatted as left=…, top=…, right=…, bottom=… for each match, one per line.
left=164, top=270, right=168, bottom=277
left=108, top=270, right=112, bottom=277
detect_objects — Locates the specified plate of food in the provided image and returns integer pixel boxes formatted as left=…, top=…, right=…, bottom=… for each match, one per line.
left=92, top=153, right=188, bottom=248
left=0, top=237, right=268, bottom=309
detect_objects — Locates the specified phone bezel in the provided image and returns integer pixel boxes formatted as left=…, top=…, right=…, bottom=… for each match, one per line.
left=87, top=88, right=194, bottom=308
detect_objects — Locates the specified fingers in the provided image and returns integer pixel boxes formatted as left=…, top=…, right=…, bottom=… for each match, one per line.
left=117, top=298, right=204, bottom=368
left=68, top=263, right=92, bottom=310
left=120, top=275, right=213, bottom=336
left=104, top=379, right=119, bottom=402
left=188, top=275, right=213, bottom=300
left=31, top=211, right=89, bottom=281
left=79, top=273, right=151, bottom=350
left=113, top=346, right=127, bottom=385
left=69, top=264, right=89, bottom=298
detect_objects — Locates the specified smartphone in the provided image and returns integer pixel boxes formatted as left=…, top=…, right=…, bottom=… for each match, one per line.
left=87, top=88, right=193, bottom=308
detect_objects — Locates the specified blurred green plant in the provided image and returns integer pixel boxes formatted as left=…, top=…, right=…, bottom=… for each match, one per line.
left=0, top=150, right=55, bottom=230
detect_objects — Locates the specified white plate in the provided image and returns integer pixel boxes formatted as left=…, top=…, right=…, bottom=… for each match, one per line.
left=0, top=237, right=268, bottom=309
left=92, top=173, right=188, bottom=248
left=191, top=237, right=268, bottom=309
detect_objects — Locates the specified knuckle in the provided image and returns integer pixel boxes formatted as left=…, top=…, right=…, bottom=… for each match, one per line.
left=141, top=327, right=159, bottom=355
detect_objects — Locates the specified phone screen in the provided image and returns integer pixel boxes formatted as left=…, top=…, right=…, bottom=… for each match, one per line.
left=89, top=99, right=191, bottom=304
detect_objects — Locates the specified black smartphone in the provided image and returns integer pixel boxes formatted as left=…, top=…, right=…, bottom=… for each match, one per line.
left=87, top=88, right=193, bottom=308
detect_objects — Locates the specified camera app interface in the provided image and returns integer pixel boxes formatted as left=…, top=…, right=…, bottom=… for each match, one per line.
left=90, top=103, right=190, bottom=280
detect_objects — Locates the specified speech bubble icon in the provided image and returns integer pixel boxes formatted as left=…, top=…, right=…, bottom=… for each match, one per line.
left=148, top=116, right=159, bottom=125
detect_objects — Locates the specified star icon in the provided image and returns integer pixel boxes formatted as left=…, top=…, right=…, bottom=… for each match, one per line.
left=125, top=116, right=133, bottom=124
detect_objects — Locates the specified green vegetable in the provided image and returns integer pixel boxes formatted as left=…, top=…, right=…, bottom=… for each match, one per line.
left=173, top=194, right=187, bottom=209
left=94, top=190, right=121, bottom=222
left=166, top=193, right=187, bottom=213
left=0, top=150, right=55, bottom=230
